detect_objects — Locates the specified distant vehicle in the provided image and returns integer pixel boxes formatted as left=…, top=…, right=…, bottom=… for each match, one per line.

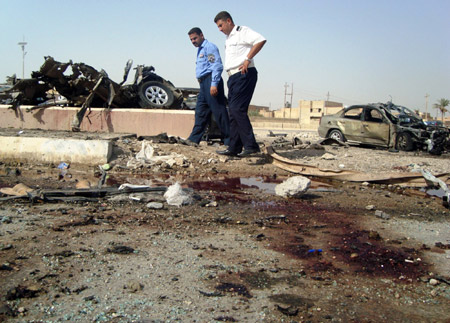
left=318, top=102, right=450, bottom=154
left=424, top=120, right=443, bottom=127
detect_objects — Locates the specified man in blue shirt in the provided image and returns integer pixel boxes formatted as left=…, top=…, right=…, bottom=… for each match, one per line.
left=187, top=27, right=230, bottom=146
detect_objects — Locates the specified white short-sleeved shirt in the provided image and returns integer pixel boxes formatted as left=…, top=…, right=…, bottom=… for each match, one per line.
left=224, top=25, right=266, bottom=71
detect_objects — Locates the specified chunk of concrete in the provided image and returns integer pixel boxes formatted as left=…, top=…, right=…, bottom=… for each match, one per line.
left=275, top=176, right=311, bottom=198
left=0, top=136, right=112, bottom=165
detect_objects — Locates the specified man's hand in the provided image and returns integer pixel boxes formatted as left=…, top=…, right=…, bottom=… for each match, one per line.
left=239, top=59, right=250, bottom=74
left=210, top=86, right=218, bottom=96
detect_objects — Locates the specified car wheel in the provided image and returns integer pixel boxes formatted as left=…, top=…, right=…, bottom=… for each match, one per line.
left=328, top=129, right=346, bottom=142
left=396, top=132, right=414, bottom=151
left=138, top=81, right=175, bottom=108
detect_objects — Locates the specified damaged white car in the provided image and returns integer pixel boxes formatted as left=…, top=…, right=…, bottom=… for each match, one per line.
left=318, top=102, right=450, bottom=155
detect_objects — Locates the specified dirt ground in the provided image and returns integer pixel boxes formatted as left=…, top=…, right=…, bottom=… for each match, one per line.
left=0, top=129, right=449, bottom=322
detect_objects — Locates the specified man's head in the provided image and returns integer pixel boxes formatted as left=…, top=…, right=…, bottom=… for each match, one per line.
left=188, top=27, right=204, bottom=47
left=214, top=11, right=234, bottom=36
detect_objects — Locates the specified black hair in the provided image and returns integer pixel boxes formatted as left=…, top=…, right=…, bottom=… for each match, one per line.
left=188, top=27, right=202, bottom=35
left=214, top=11, right=233, bottom=23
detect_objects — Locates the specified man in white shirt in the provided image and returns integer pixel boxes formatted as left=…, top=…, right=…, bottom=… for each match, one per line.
left=214, top=11, right=266, bottom=157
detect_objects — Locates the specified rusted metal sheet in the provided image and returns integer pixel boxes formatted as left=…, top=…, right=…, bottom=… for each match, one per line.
left=265, top=146, right=450, bottom=187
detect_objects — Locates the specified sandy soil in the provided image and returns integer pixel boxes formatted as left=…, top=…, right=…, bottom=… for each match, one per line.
left=0, top=129, right=449, bottom=322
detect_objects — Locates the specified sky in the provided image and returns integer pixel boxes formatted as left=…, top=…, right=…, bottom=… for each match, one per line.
left=0, top=0, right=449, bottom=114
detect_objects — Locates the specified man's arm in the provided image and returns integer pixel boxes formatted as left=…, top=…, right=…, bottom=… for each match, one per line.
left=240, top=40, right=266, bottom=74
left=207, top=43, right=224, bottom=96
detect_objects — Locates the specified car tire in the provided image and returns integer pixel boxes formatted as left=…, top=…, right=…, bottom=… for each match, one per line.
left=138, top=81, right=176, bottom=108
left=396, top=132, right=414, bottom=151
left=328, top=129, right=346, bottom=142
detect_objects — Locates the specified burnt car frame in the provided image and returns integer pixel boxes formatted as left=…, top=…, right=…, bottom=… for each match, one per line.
left=2, top=56, right=186, bottom=110
left=318, top=102, right=450, bottom=154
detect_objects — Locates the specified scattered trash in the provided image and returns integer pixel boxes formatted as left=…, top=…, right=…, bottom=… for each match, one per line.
left=0, top=183, right=33, bottom=196
left=205, top=201, right=218, bottom=207
left=6, top=285, right=41, bottom=300
left=317, top=137, right=349, bottom=147
left=268, top=130, right=287, bottom=137
left=135, top=141, right=155, bottom=163
left=421, top=169, right=450, bottom=208
left=127, top=141, right=188, bottom=168
left=164, top=182, right=192, bottom=207
left=375, top=210, right=391, bottom=220
left=101, top=163, right=111, bottom=171
left=57, top=162, right=69, bottom=170
left=106, top=245, right=135, bottom=254
left=266, top=146, right=450, bottom=187
left=275, top=304, right=299, bottom=316
left=275, top=176, right=311, bottom=198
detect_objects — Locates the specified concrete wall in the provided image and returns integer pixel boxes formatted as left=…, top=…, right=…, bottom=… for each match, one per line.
left=250, top=117, right=300, bottom=129
left=0, top=105, right=195, bottom=138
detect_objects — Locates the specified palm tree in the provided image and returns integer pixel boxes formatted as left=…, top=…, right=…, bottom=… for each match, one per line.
left=433, top=98, right=449, bottom=123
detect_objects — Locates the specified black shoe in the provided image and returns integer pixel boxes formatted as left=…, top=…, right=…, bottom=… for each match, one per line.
left=237, top=148, right=260, bottom=158
left=216, top=149, right=238, bottom=157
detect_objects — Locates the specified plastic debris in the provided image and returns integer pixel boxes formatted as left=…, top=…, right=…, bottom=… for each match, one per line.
left=164, top=182, right=192, bottom=207
left=57, top=162, right=69, bottom=170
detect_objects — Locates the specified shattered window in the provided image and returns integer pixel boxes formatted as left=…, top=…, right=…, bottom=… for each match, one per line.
left=365, top=109, right=383, bottom=122
left=344, top=107, right=363, bottom=120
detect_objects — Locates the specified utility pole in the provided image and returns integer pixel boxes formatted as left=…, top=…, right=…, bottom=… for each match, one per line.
left=18, top=37, right=27, bottom=79
left=424, top=93, right=429, bottom=121
left=325, top=91, right=330, bottom=116
left=284, top=83, right=293, bottom=108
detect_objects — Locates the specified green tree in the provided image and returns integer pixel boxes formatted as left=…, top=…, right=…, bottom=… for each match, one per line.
left=433, top=98, right=449, bottom=123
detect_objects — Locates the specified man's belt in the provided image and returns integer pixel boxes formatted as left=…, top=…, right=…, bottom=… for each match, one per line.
left=197, top=73, right=211, bottom=83
left=227, top=67, right=241, bottom=77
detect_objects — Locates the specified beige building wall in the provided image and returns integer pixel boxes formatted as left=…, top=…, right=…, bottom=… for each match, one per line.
left=250, top=100, right=344, bottom=130
left=299, top=100, right=343, bottom=129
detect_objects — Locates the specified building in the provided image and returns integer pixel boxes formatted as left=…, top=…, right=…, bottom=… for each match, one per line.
left=298, top=100, right=343, bottom=129
left=250, top=100, right=343, bottom=130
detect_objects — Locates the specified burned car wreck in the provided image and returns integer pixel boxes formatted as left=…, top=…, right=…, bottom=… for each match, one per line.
left=1, top=56, right=201, bottom=130
left=318, top=102, right=450, bottom=155
left=2, top=56, right=187, bottom=110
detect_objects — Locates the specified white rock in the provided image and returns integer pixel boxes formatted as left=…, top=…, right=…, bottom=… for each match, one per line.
left=429, top=278, right=439, bottom=286
left=321, top=153, right=337, bottom=160
left=146, top=202, right=164, bottom=209
left=275, top=176, right=311, bottom=198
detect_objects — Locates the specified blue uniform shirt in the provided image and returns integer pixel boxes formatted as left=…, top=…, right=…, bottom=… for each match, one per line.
left=196, top=39, right=223, bottom=87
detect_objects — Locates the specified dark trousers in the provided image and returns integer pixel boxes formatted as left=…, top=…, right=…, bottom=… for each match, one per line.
left=227, top=67, right=259, bottom=153
left=188, top=74, right=230, bottom=145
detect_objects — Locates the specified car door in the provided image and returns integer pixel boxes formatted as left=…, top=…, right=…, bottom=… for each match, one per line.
left=360, top=107, right=390, bottom=146
left=339, top=106, right=364, bottom=142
